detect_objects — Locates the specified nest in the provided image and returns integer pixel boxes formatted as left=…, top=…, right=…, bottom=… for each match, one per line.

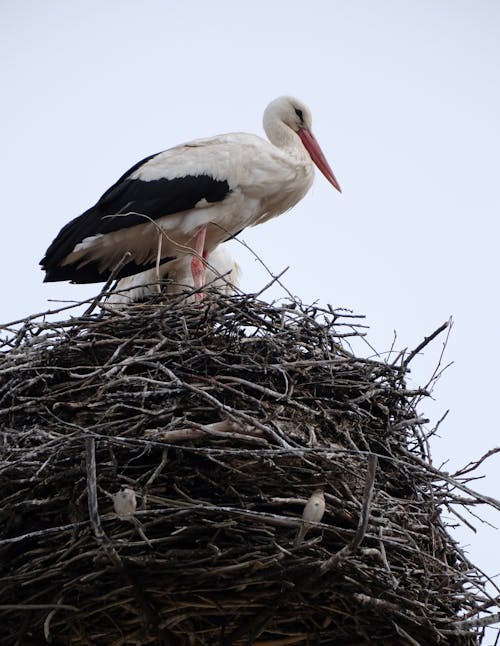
left=1, top=290, right=499, bottom=645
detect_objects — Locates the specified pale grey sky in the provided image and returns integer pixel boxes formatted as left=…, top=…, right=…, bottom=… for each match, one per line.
left=2, top=0, right=500, bottom=607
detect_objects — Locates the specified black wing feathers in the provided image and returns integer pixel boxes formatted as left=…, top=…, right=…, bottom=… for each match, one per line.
left=97, top=152, right=160, bottom=204
left=40, top=148, right=231, bottom=284
left=97, top=175, right=230, bottom=226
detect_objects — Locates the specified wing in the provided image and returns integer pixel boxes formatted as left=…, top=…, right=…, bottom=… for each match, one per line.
left=40, top=143, right=233, bottom=283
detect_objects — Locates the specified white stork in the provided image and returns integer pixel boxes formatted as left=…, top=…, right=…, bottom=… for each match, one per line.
left=40, top=96, right=341, bottom=289
left=107, top=243, right=241, bottom=307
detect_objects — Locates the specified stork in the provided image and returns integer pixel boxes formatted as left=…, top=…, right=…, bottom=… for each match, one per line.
left=40, top=96, right=341, bottom=290
left=107, top=243, right=241, bottom=307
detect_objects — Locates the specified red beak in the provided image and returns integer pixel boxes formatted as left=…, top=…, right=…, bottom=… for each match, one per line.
left=298, top=128, right=342, bottom=193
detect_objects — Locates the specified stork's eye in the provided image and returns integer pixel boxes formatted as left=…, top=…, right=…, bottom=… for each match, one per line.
left=294, top=108, right=304, bottom=123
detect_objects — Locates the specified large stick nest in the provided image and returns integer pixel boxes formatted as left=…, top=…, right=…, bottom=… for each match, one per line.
left=1, top=291, right=499, bottom=645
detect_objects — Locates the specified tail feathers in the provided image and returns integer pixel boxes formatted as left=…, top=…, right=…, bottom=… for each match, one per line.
left=42, top=253, right=175, bottom=284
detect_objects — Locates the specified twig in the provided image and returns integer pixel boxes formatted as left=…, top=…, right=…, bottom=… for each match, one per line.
left=319, top=453, right=378, bottom=573
left=451, top=611, right=500, bottom=629
left=398, top=320, right=450, bottom=370
left=85, top=437, right=123, bottom=568
left=82, top=251, right=133, bottom=318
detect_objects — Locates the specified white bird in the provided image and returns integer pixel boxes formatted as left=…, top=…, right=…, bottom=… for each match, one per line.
left=107, top=243, right=241, bottom=307
left=294, top=489, right=326, bottom=546
left=40, top=96, right=341, bottom=290
left=112, top=485, right=137, bottom=518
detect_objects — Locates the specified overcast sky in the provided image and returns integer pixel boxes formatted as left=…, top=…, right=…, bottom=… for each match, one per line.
left=2, top=0, right=500, bottom=607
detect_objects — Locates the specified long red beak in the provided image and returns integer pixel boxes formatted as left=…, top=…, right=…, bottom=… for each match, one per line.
left=298, top=128, right=342, bottom=193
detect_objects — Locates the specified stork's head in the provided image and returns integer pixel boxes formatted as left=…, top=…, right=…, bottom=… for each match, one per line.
left=263, top=96, right=341, bottom=193
left=264, top=95, right=313, bottom=132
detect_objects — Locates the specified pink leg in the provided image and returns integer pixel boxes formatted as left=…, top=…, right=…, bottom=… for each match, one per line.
left=191, top=225, right=207, bottom=301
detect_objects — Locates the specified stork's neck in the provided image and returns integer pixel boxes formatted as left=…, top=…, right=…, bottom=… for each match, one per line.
left=263, top=118, right=305, bottom=158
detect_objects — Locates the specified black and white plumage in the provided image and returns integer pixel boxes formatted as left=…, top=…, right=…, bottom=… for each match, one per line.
left=40, top=96, right=341, bottom=288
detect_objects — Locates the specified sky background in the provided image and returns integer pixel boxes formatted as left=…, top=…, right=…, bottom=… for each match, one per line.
left=2, top=0, right=499, bottom=620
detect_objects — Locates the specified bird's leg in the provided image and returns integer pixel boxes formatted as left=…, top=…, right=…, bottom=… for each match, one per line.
left=191, top=225, right=207, bottom=301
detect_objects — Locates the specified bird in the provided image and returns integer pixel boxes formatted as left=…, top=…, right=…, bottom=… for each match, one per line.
left=106, top=243, right=241, bottom=307
left=294, top=489, right=326, bottom=546
left=40, top=96, right=341, bottom=291
left=112, top=485, right=137, bottom=518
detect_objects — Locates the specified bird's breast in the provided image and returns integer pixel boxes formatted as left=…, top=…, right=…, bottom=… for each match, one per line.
left=251, top=158, right=315, bottom=226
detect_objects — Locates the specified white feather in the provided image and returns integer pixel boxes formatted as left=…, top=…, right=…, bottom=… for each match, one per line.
left=107, top=244, right=241, bottom=307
